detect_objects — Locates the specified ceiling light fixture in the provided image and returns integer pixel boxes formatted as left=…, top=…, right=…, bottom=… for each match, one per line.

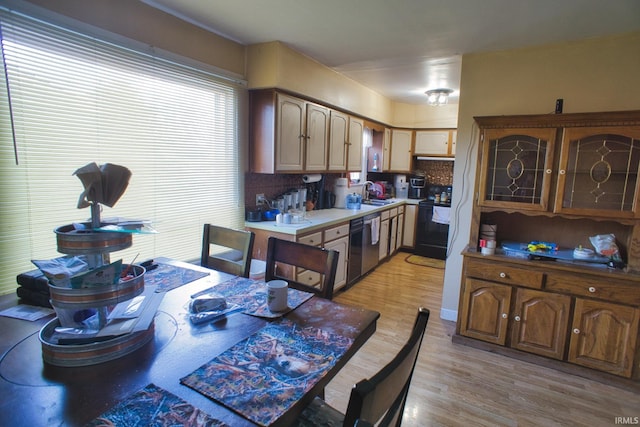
left=425, top=88, right=453, bottom=106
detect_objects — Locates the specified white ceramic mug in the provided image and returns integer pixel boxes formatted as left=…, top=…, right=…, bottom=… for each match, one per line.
left=267, top=280, right=288, bottom=312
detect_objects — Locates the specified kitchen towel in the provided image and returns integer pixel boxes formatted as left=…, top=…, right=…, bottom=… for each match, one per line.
left=371, top=216, right=380, bottom=245
left=432, top=206, right=451, bottom=225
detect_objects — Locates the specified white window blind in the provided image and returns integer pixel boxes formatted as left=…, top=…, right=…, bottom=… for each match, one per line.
left=0, top=8, right=246, bottom=296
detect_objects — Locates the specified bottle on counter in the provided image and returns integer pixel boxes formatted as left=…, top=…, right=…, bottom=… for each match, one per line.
left=440, top=191, right=447, bottom=203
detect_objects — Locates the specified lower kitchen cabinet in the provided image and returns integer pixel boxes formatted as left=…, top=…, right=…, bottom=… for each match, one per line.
left=324, top=223, right=349, bottom=291
left=459, top=278, right=511, bottom=345
left=457, top=253, right=640, bottom=380
left=568, top=298, right=639, bottom=377
left=379, top=210, right=390, bottom=261
left=402, top=204, right=417, bottom=248
left=511, top=288, right=571, bottom=360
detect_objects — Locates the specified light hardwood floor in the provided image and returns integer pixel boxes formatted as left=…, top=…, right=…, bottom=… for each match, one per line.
left=325, top=253, right=640, bottom=427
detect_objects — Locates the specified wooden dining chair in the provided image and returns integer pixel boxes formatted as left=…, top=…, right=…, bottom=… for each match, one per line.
left=295, top=307, right=431, bottom=427
left=201, top=224, right=255, bottom=277
left=264, top=237, right=339, bottom=299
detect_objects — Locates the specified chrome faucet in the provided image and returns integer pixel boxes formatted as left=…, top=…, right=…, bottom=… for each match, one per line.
left=362, top=181, right=375, bottom=202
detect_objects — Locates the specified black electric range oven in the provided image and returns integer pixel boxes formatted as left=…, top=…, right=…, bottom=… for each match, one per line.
left=415, top=185, right=452, bottom=260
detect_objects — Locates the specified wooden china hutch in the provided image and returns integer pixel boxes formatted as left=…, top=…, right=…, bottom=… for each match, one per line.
left=454, top=110, right=640, bottom=388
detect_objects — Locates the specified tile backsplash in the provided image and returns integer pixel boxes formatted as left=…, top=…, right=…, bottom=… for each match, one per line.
left=245, top=159, right=452, bottom=208
left=413, top=159, right=454, bottom=185
left=244, top=173, right=339, bottom=208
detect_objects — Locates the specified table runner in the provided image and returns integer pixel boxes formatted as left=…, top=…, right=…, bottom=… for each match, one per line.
left=85, top=383, right=228, bottom=427
left=145, top=263, right=209, bottom=293
left=180, top=318, right=353, bottom=426
left=196, top=276, right=314, bottom=318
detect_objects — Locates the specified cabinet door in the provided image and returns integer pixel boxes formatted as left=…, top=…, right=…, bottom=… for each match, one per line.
left=382, top=128, right=391, bottom=171
left=304, top=103, right=329, bottom=171
left=414, top=130, right=450, bottom=156
left=459, top=278, right=512, bottom=345
left=328, top=110, right=348, bottom=171
left=396, top=213, right=404, bottom=250
left=554, top=126, right=640, bottom=218
left=389, top=216, right=398, bottom=254
left=478, top=127, right=555, bottom=211
left=378, top=218, right=389, bottom=260
left=389, top=129, right=413, bottom=171
left=511, top=288, right=571, bottom=360
left=568, top=298, right=639, bottom=378
left=275, top=94, right=305, bottom=171
left=402, top=205, right=417, bottom=248
left=451, top=130, right=457, bottom=156
left=347, top=117, right=364, bottom=171
left=324, top=235, right=349, bottom=291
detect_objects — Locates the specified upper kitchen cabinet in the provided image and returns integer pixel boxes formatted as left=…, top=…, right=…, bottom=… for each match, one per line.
left=554, top=126, right=640, bottom=219
left=477, top=127, right=556, bottom=212
left=414, top=129, right=456, bottom=157
left=250, top=90, right=329, bottom=173
left=328, top=110, right=348, bottom=171
left=347, top=116, right=364, bottom=171
left=389, top=129, right=413, bottom=172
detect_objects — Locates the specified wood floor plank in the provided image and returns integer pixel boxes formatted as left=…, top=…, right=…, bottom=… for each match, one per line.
left=327, top=253, right=640, bottom=426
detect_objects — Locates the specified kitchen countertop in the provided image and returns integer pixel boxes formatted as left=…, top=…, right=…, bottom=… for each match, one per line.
left=245, top=198, right=420, bottom=236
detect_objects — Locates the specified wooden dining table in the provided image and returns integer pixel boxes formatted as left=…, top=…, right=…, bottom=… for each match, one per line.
left=0, top=259, right=380, bottom=426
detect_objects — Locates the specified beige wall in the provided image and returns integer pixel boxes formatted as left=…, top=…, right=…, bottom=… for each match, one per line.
left=23, top=0, right=246, bottom=76
left=441, top=31, right=640, bottom=321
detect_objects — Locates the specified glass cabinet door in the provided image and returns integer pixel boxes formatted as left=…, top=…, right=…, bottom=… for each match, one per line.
left=555, top=126, right=640, bottom=218
left=479, top=128, right=556, bottom=211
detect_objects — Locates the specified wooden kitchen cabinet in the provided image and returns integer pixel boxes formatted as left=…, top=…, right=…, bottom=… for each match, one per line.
left=396, top=206, right=404, bottom=253
left=389, top=129, right=413, bottom=171
left=568, top=298, right=639, bottom=378
left=250, top=90, right=329, bottom=173
left=323, top=223, right=350, bottom=291
left=459, top=277, right=512, bottom=345
left=554, top=126, right=640, bottom=219
left=414, top=129, right=455, bottom=157
left=402, top=204, right=417, bottom=248
left=379, top=210, right=390, bottom=261
left=328, top=110, right=348, bottom=171
left=510, top=288, right=571, bottom=360
left=457, top=110, right=640, bottom=383
left=477, top=127, right=556, bottom=211
left=457, top=252, right=640, bottom=381
left=347, top=116, right=364, bottom=171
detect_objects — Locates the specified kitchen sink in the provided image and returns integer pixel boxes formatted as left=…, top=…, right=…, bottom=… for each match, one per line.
left=362, top=199, right=395, bottom=206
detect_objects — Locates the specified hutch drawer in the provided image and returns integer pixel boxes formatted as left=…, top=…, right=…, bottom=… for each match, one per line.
left=465, top=258, right=544, bottom=289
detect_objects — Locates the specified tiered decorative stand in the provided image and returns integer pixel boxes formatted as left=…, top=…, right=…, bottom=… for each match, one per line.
left=39, top=204, right=153, bottom=367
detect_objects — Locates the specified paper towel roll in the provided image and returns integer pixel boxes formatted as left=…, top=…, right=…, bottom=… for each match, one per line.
left=302, top=174, right=322, bottom=183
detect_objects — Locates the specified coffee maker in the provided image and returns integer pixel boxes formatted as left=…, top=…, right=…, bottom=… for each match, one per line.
left=409, top=174, right=426, bottom=199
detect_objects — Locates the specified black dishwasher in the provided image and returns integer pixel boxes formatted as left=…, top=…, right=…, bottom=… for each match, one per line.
left=348, top=212, right=381, bottom=285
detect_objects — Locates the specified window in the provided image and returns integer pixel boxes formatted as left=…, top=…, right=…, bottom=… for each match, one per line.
left=0, top=7, right=246, bottom=295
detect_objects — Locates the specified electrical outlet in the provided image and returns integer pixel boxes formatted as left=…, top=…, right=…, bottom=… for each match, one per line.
left=256, top=193, right=265, bottom=205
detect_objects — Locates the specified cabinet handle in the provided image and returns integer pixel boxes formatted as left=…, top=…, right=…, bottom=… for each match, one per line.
left=514, top=315, right=521, bottom=322
left=573, top=328, right=580, bottom=334
left=499, top=272, right=506, bottom=278
left=559, top=169, right=566, bottom=175
left=588, top=286, right=596, bottom=293
left=501, top=313, right=507, bottom=319
left=546, top=169, right=552, bottom=174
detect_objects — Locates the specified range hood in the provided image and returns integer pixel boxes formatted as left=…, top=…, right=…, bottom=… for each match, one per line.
left=416, top=156, right=455, bottom=161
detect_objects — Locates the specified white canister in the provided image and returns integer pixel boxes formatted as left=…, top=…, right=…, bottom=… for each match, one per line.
left=334, top=178, right=349, bottom=209
left=267, top=280, right=288, bottom=312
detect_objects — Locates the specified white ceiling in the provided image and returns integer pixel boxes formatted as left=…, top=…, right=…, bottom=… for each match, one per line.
left=143, top=0, right=640, bottom=105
